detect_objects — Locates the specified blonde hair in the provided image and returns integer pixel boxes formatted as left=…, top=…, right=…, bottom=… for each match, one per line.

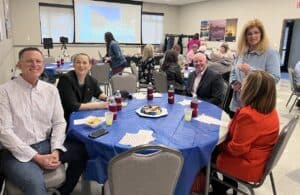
left=237, top=19, right=269, bottom=55
left=241, top=70, right=276, bottom=114
left=142, top=44, right=154, bottom=62
left=72, top=53, right=91, bottom=64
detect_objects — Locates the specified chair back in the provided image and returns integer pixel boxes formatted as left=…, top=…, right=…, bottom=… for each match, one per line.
left=288, top=68, right=295, bottom=91
left=261, top=115, right=299, bottom=183
left=107, top=144, right=184, bottom=195
left=130, top=62, right=139, bottom=81
left=91, top=63, right=110, bottom=85
left=222, top=81, right=231, bottom=110
left=111, top=72, right=137, bottom=94
left=153, top=71, right=168, bottom=93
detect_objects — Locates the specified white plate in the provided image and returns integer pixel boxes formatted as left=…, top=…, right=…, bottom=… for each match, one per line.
left=135, top=107, right=168, bottom=118
left=85, top=116, right=104, bottom=128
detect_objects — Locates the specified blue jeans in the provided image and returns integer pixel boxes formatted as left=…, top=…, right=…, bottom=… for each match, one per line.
left=1, top=138, right=88, bottom=195
left=2, top=140, right=51, bottom=195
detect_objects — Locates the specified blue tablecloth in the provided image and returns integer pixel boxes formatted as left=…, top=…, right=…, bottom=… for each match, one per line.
left=68, top=94, right=227, bottom=195
left=44, top=62, right=73, bottom=75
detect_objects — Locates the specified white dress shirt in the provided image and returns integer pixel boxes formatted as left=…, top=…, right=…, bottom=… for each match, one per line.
left=0, top=76, right=66, bottom=162
left=192, top=69, right=206, bottom=97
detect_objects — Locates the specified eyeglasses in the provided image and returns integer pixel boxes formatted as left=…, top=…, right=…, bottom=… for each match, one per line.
left=246, top=31, right=261, bottom=37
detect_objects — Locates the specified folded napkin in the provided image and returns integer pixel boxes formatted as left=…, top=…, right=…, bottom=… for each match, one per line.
left=194, top=114, right=228, bottom=127
left=119, top=129, right=155, bottom=147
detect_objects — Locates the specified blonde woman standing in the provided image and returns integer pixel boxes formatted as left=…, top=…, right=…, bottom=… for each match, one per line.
left=229, top=19, right=280, bottom=117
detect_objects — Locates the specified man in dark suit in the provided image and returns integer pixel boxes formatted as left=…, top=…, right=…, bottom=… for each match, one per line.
left=186, top=52, right=224, bottom=107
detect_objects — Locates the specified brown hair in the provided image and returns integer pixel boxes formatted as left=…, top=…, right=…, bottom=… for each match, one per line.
left=18, top=47, right=43, bottom=60
left=161, top=50, right=178, bottom=71
left=241, top=70, right=276, bottom=114
left=220, top=42, right=229, bottom=53
left=237, top=19, right=269, bottom=55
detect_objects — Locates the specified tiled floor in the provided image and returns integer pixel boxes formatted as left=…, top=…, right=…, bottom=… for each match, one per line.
left=72, top=78, right=300, bottom=195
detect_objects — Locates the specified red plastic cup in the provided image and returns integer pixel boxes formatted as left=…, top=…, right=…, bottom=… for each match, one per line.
left=168, top=91, right=175, bottom=104
left=56, top=60, right=61, bottom=68
left=108, top=104, right=117, bottom=120
left=115, top=97, right=122, bottom=111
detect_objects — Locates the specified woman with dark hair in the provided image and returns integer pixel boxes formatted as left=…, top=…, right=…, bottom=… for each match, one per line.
left=210, top=70, right=279, bottom=195
left=161, top=50, right=185, bottom=94
left=104, top=32, right=127, bottom=75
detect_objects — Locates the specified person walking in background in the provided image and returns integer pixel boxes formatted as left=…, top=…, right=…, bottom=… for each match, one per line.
left=210, top=70, right=279, bottom=195
left=104, top=32, right=127, bottom=75
left=57, top=53, right=108, bottom=123
left=229, top=19, right=280, bottom=117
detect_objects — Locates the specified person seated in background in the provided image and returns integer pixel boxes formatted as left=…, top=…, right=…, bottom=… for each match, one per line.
left=161, top=50, right=185, bottom=94
left=208, top=42, right=234, bottom=82
left=0, top=47, right=88, bottom=195
left=294, top=61, right=300, bottom=107
left=57, top=53, right=108, bottom=123
left=186, top=52, right=224, bottom=107
left=138, top=44, right=155, bottom=85
left=210, top=70, right=279, bottom=195
left=187, top=33, right=201, bottom=51
left=186, top=44, right=199, bottom=66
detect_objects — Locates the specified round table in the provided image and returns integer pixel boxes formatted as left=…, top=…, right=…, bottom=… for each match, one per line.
left=68, top=93, right=229, bottom=195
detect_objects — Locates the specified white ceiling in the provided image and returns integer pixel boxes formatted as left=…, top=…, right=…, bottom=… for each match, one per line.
left=135, top=0, right=209, bottom=6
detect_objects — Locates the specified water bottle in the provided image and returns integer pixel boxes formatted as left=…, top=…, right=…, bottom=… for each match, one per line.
left=108, top=96, right=117, bottom=120
left=147, top=82, right=153, bottom=100
left=168, top=84, right=175, bottom=104
left=115, top=90, right=122, bottom=111
left=190, top=95, right=198, bottom=117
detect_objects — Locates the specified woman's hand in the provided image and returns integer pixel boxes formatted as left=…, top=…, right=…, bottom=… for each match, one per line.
left=237, top=63, right=251, bottom=75
left=231, top=81, right=242, bottom=92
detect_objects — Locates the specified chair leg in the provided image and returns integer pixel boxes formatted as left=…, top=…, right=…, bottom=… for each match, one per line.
left=204, top=160, right=211, bottom=195
left=269, top=172, right=277, bottom=195
left=289, top=97, right=297, bottom=112
left=286, top=93, right=293, bottom=107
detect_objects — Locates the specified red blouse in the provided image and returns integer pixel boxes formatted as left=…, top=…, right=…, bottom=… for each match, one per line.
left=216, top=106, right=279, bottom=182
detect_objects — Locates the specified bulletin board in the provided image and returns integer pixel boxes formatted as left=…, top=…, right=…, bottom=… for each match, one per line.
left=200, top=18, right=238, bottom=42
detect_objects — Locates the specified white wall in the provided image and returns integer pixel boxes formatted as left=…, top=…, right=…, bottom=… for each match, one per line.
left=179, top=0, right=300, bottom=50
left=10, top=0, right=179, bottom=62
left=0, top=0, right=14, bottom=84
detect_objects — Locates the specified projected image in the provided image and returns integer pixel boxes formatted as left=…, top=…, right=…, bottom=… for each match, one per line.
left=74, top=0, right=141, bottom=43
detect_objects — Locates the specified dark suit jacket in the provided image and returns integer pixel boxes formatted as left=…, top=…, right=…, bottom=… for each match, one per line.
left=186, top=68, right=224, bottom=107
left=57, top=70, right=102, bottom=122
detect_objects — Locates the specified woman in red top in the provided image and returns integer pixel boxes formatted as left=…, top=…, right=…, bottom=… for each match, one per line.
left=210, top=70, right=279, bottom=194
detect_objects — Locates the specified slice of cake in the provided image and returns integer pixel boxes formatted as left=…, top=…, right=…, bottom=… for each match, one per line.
left=141, top=105, right=162, bottom=116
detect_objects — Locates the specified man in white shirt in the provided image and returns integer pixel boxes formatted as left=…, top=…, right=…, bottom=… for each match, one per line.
left=0, top=47, right=87, bottom=195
